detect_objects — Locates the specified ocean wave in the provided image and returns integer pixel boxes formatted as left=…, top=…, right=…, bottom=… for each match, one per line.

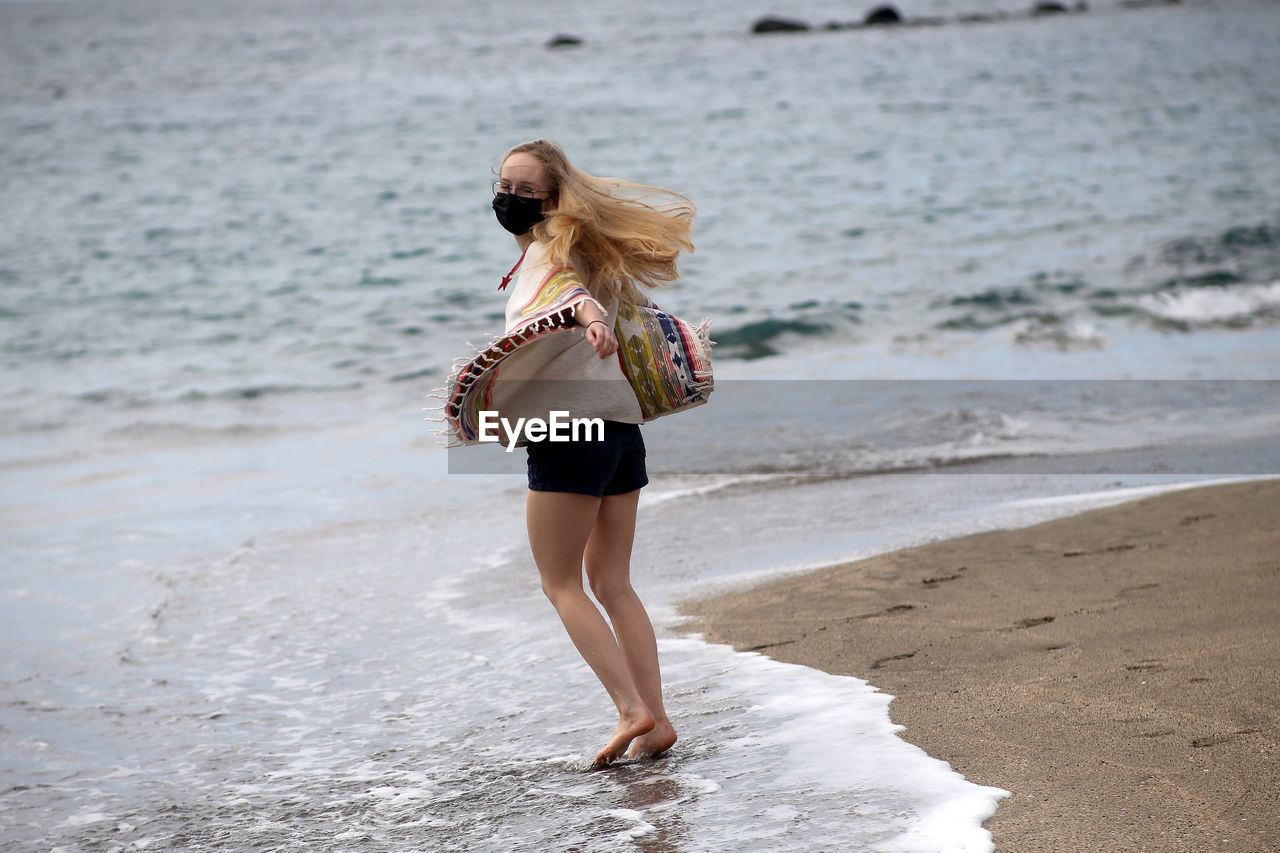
left=1157, top=222, right=1279, bottom=269
left=1129, top=281, right=1280, bottom=330
left=103, top=421, right=285, bottom=442
left=920, top=221, right=1280, bottom=347
left=1013, top=318, right=1106, bottom=350
left=699, top=219, right=1280, bottom=362
left=711, top=307, right=859, bottom=360
left=68, top=381, right=366, bottom=410
left=635, top=380, right=1280, bottom=484
left=178, top=382, right=366, bottom=402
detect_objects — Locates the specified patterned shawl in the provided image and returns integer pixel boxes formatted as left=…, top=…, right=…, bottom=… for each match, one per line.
left=440, top=262, right=713, bottom=447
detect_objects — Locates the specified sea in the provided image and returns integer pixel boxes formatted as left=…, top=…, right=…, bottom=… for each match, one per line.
left=2, top=0, right=1279, bottom=850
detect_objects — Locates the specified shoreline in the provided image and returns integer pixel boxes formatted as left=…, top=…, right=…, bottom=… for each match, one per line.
left=679, top=479, right=1279, bottom=851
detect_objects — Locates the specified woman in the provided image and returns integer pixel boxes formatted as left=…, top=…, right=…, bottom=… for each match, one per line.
left=480, top=139, right=698, bottom=767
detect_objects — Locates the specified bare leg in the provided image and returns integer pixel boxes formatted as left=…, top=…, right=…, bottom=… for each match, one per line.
left=526, top=490, right=654, bottom=767
left=585, top=490, right=677, bottom=759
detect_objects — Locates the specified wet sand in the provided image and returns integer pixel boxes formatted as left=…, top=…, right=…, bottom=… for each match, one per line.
left=681, top=479, right=1279, bottom=852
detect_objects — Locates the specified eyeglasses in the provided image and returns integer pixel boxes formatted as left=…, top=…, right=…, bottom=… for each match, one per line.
left=492, top=180, right=551, bottom=199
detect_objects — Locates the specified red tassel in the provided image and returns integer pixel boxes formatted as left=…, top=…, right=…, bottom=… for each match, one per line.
left=498, top=246, right=530, bottom=291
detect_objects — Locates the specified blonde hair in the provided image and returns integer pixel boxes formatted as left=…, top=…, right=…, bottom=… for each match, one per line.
left=500, top=139, right=695, bottom=305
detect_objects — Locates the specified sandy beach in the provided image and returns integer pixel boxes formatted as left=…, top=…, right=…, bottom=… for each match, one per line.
left=681, top=479, right=1280, bottom=852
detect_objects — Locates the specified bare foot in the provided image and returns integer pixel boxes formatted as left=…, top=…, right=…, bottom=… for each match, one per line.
left=626, top=720, right=677, bottom=759
left=593, top=709, right=654, bottom=768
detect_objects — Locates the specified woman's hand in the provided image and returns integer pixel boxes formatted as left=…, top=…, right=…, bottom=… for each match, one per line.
left=585, top=319, right=618, bottom=358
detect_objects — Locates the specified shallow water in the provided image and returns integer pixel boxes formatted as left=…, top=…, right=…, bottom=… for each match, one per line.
left=3, top=0, right=1280, bottom=849
left=9, top=421, right=1261, bottom=851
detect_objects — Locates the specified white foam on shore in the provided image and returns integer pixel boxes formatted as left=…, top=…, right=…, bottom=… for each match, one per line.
left=1002, top=474, right=1279, bottom=513
left=660, top=637, right=1006, bottom=852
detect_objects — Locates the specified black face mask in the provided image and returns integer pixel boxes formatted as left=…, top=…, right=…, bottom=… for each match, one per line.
left=492, top=192, right=546, bottom=236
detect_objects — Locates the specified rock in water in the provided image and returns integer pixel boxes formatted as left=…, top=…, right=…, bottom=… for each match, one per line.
left=864, top=5, right=904, bottom=25
left=751, top=16, right=811, bottom=34
left=546, top=34, right=583, bottom=48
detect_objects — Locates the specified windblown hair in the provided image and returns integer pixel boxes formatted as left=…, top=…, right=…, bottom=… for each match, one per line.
left=501, top=139, right=695, bottom=305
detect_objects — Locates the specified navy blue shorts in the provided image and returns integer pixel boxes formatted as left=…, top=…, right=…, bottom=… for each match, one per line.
left=525, top=420, right=648, bottom=497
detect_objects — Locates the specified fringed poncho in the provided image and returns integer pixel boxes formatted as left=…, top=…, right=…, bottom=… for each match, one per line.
left=441, top=240, right=713, bottom=447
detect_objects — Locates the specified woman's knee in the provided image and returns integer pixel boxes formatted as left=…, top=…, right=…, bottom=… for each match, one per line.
left=540, top=572, right=583, bottom=607
left=587, top=569, right=633, bottom=608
